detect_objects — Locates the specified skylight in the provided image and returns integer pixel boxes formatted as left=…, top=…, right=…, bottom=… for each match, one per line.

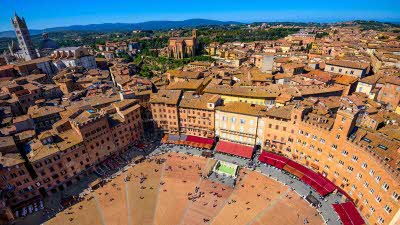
left=378, top=145, right=388, bottom=150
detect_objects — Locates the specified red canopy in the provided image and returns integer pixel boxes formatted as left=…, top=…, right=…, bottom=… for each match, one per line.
left=258, top=151, right=290, bottom=169
left=258, top=151, right=337, bottom=196
left=301, top=170, right=337, bottom=197
left=186, top=135, right=214, bottom=145
left=287, top=160, right=309, bottom=174
left=333, top=202, right=365, bottom=225
left=216, top=141, right=254, bottom=159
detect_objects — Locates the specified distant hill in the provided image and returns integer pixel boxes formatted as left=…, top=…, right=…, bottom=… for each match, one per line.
left=0, top=19, right=242, bottom=38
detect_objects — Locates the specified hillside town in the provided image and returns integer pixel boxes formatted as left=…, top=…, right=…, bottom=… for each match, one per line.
left=0, top=13, right=400, bottom=225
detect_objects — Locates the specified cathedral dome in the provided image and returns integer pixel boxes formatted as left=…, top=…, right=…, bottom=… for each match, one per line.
left=39, top=39, right=59, bottom=50
left=39, top=33, right=59, bottom=50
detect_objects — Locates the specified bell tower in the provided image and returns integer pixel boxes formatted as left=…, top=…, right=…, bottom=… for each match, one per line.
left=11, top=12, right=37, bottom=61
left=192, top=29, right=197, bottom=39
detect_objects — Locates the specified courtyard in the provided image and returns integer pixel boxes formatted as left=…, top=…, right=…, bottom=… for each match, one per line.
left=14, top=144, right=343, bottom=225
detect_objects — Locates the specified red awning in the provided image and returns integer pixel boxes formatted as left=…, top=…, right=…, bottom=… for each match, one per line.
left=186, top=135, right=214, bottom=145
left=258, top=151, right=337, bottom=196
left=216, top=141, right=253, bottom=159
left=301, top=170, right=337, bottom=197
left=287, top=160, right=309, bottom=174
left=333, top=202, right=365, bottom=225
left=258, top=151, right=290, bottom=169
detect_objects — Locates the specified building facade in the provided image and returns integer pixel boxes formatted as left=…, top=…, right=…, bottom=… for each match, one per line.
left=178, top=92, right=221, bottom=138
left=167, top=30, right=197, bottom=59
left=150, top=90, right=182, bottom=134
left=325, top=60, right=369, bottom=78
left=215, top=102, right=268, bottom=147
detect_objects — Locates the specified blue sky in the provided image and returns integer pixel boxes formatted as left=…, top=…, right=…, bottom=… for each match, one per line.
left=0, top=0, right=399, bottom=31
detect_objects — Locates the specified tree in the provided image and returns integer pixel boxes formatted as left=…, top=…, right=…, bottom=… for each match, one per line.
left=316, top=32, right=329, bottom=38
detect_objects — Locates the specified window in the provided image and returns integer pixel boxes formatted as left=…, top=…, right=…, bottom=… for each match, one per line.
left=375, top=195, right=382, bottom=203
left=352, top=155, right=358, bottom=162
left=312, top=135, right=317, bottom=140
left=369, top=169, right=375, bottom=176
left=331, top=144, right=337, bottom=150
left=384, top=205, right=392, bottom=214
left=369, top=188, right=375, bottom=194
left=375, top=176, right=381, bottom=183
left=320, top=138, right=325, bottom=143
left=362, top=162, right=368, bottom=169
left=334, top=171, right=339, bottom=177
left=377, top=217, right=384, bottom=225
left=392, top=192, right=400, bottom=201
left=356, top=173, right=362, bottom=180
left=240, top=118, right=245, bottom=124
left=342, top=150, right=348, bottom=156
left=370, top=206, right=375, bottom=213
left=347, top=166, right=354, bottom=172
left=338, top=160, right=344, bottom=166
left=382, top=183, right=389, bottom=191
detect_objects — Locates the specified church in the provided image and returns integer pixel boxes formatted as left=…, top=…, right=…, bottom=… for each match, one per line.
left=167, top=29, right=197, bottom=59
left=3, top=13, right=59, bottom=63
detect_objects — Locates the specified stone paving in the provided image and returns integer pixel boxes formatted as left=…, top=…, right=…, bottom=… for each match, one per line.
left=160, top=144, right=343, bottom=225
left=256, top=164, right=343, bottom=225
left=16, top=143, right=345, bottom=225
left=153, top=153, right=207, bottom=225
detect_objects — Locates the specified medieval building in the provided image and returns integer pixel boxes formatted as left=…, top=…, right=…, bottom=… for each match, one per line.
left=167, top=29, right=197, bottom=59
